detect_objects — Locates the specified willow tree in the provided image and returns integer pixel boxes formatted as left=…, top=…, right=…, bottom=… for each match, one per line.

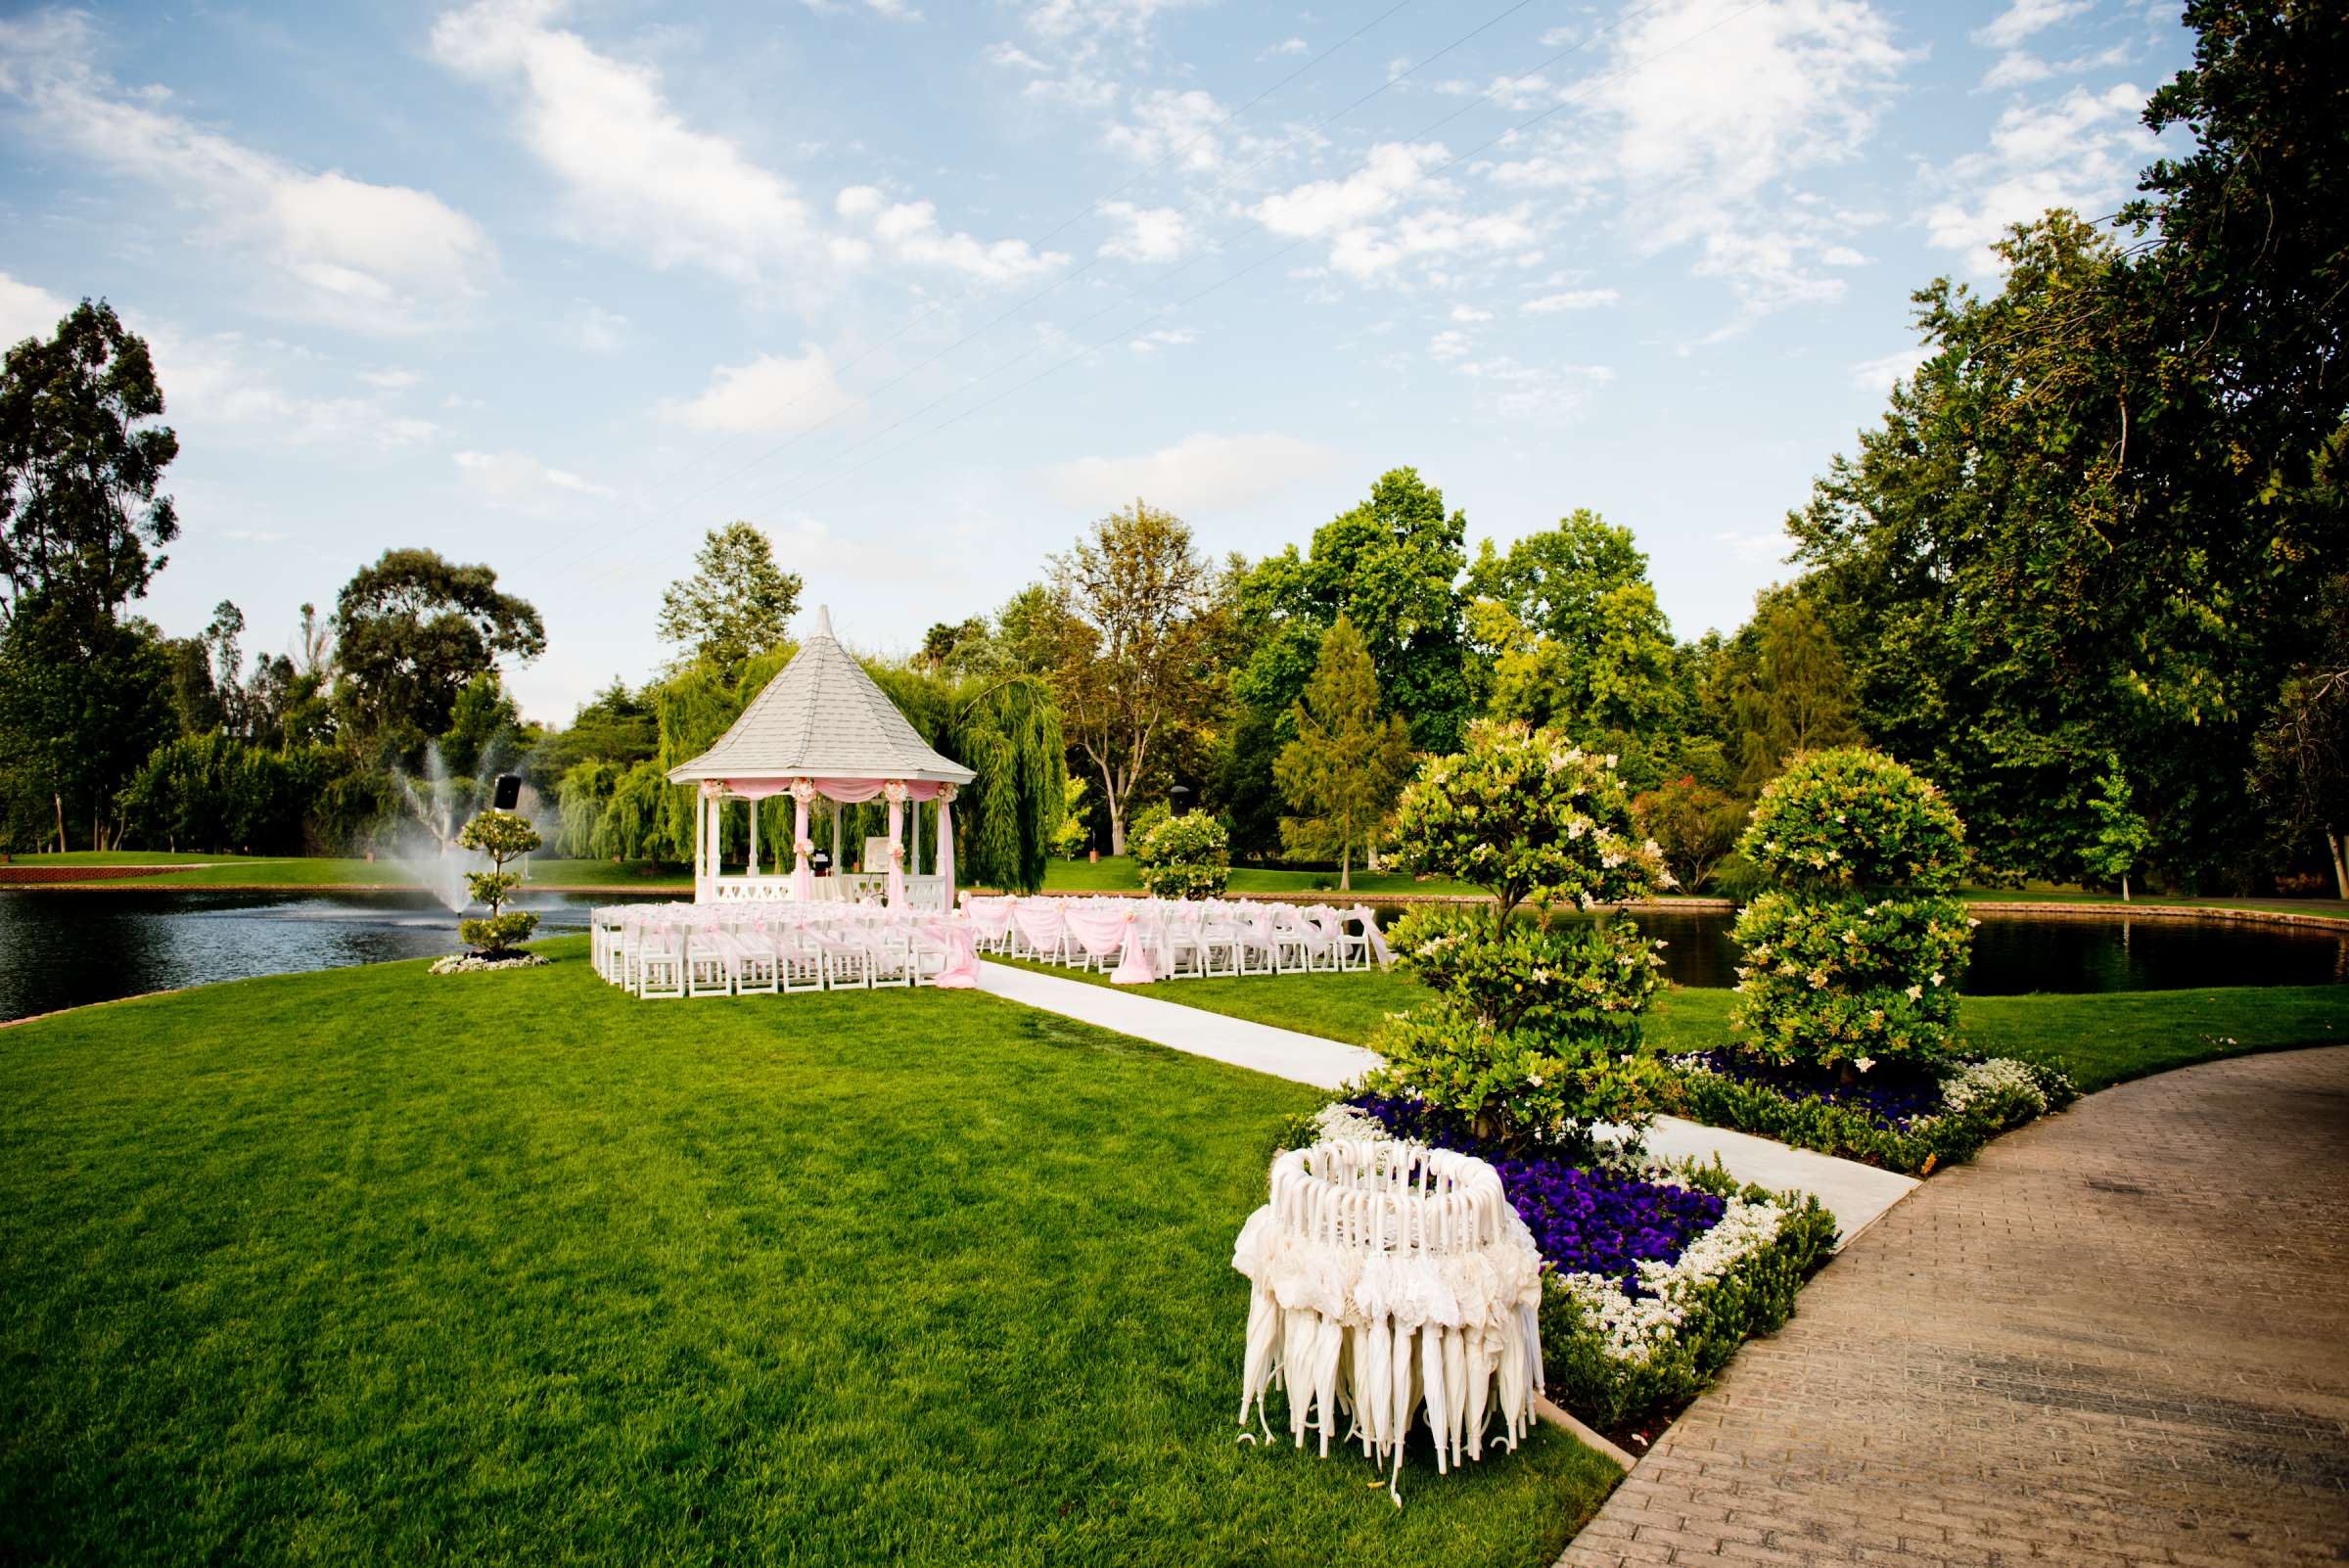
left=872, top=666, right=1065, bottom=893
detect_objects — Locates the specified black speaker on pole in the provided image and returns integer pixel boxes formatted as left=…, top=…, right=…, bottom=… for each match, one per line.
left=492, top=773, right=523, bottom=811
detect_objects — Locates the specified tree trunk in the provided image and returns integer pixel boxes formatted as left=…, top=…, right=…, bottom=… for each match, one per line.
left=54, top=792, right=66, bottom=854
left=1340, top=841, right=1352, bottom=893
left=2120, top=872, right=2130, bottom=902
left=2328, top=828, right=2348, bottom=900
left=1103, top=767, right=1126, bottom=857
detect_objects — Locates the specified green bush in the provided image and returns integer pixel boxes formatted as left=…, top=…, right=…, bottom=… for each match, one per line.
left=458, top=911, right=539, bottom=952
left=1741, top=746, right=1966, bottom=892
left=1132, top=811, right=1228, bottom=899
left=1359, top=1006, right=1670, bottom=1161
left=456, top=808, right=541, bottom=953
left=1387, top=906, right=1664, bottom=1043
left=1728, top=748, right=1975, bottom=1070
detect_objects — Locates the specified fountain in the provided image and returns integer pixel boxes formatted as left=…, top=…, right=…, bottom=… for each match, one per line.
left=388, top=741, right=482, bottom=912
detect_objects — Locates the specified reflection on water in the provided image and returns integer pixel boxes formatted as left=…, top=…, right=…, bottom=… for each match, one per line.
left=1364, top=905, right=2349, bottom=995
left=1, top=890, right=2342, bottom=1024
left=0, top=889, right=663, bottom=1023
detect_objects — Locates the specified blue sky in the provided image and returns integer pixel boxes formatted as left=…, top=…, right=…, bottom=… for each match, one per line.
left=1, top=0, right=2192, bottom=723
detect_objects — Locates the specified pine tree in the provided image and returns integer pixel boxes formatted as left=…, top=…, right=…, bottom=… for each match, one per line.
left=1274, top=616, right=1415, bottom=890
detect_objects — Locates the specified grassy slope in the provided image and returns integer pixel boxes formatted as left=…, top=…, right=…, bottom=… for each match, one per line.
left=0, top=937, right=1616, bottom=1568
left=989, top=960, right=2349, bottom=1096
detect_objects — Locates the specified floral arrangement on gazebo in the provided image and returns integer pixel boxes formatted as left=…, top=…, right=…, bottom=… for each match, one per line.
left=666, top=606, right=976, bottom=908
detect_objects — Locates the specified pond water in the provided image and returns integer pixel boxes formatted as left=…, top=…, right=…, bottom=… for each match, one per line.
left=0, top=891, right=2342, bottom=1025
left=0, top=889, right=652, bottom=1024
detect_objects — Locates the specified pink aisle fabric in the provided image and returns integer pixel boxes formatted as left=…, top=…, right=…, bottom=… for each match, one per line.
left=962, top=896, right=1012, bottom=945
left=1110, top=910, right=1158, bottom=985
left=792, top=793, right=813, bottom=902
left=927, top=918, right=982, bottom=988
left=886, top=796, right=907, bottom=908
left=1351, top=905, right=1394, bottom=969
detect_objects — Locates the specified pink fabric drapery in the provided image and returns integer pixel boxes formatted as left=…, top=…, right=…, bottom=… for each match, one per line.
left=936, top=787, right=956, bottom=912
left=885, top=795, right=907, bottom=908
left=1012, top=899, right=1066, bottom=956
left=722, top=777, right=954, bottom=803
left=792, top=790, right=813, bottom=902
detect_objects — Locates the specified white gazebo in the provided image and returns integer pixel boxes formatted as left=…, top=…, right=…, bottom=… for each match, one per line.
left=667, top=606, right=976, bottom=909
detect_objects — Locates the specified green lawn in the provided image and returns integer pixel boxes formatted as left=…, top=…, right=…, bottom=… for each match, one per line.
left=988, top=959, right=2349, bottom=1097
left=6, top=851, right=691, bottom=890
left=1038, top=854, right=1490, bottom=899
left=0, top=937, right=1618, bottom=1567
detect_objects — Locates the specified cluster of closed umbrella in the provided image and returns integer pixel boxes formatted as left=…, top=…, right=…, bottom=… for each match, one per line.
left=1231, top=1139, right=1547, bottom=1504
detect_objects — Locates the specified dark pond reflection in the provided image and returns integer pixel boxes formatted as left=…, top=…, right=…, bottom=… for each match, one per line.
left=1364, top=904, right=2349, bottom=995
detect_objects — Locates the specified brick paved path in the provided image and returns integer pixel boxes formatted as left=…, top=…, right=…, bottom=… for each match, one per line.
left=1560, top=1046, right=2349, bottom=1568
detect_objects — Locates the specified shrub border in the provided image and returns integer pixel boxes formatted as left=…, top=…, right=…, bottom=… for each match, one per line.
left=1668, top=1059, right=2077, bottom=1176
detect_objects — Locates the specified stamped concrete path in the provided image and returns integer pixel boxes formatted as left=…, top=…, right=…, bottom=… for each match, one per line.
left=975, top=960, right=1916, bottom=1243
left=1560, top=1045, right=2349, bottom=1568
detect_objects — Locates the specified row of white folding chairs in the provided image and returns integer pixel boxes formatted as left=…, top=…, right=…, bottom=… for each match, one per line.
left=969, top=899, right=1367, bottom=978
left=594, top=911, right=951, bottom=998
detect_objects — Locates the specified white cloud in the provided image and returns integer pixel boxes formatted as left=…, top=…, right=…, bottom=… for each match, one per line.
left=1450, top=356, right=1614, bottom=420
left=666, top=347, right=862, bottom=434
left=454, top=448, right=616, bottom=513
left=982, top=41, right=1049, bottom=70
left=1427, top=330, right=1472, bottom=360
left=1710, top=527, right=1793, bottom=564
left=0, top=271, right=70, bottom=346
left=1850, top=344, right=1933, bottom=392
left=1437, top=72, right=1557, bottom=113
left=835, top=187, right=1068, bottom=283
left=1041, top=432, right=1338, bottom=514
left=1267, top=36, right=1309, bottom=56
left=431, top=0, right=819, bottom=288
left=1253, top=142, right=1448, bottom=238
left=1102, top=88, right=1225, bottom=171
left=1096, top=201, right=1190, bottom=262
left=801, top=0, right=922, bottom=19
left=1918, top=83, right=2154, bottom=270
left=356, top=368, right=421, bottom=390
left=141, top=326, right=441, bottom=446
left=1, top=12, right=493, bottom=334
left=1128, top=326, right=1198, bottom=353
left=1978, top=50, right=2053, bottom=90
left=1021, top=0, right=1211, bottom=44
left=558, top=301, right=629, bottom=353
left=1522, top=288, right=1620, bottom=313
left=1450, top=304, right=1494, bottom=323
left=1971, top=0, right=2093, bottom=50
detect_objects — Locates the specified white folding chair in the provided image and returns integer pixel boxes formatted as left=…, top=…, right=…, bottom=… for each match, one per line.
left=638, top=930, right=685, bottom=999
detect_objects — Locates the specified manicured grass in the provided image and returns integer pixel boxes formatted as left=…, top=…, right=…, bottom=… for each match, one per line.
left=993, top=959, right=2349, bottom=1098
left=0, top=938, right=1619, bottom=1566
left=7, top=851, right=692, bottom=890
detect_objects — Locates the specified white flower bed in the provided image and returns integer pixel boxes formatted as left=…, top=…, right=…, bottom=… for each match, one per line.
left=1936, top=1057, right=2050, bottom=1116
left=1549, top=1194, right=1788, bottom=1365
left=430, top=952, right=549, bottom=975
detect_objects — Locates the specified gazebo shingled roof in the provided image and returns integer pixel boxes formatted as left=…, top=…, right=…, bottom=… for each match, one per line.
left=666, top=606, right=974, bottom=787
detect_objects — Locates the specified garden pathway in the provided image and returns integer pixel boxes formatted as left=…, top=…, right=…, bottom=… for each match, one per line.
left=974, top=961, right=1916, bottom=1242
left=1557, top=1044, right=2349, bottom=1568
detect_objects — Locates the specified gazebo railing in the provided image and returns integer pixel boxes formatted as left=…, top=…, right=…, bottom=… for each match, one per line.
left=707, top=872, right=952, bottom=912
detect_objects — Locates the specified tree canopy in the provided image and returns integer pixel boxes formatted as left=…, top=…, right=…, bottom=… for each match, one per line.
left=334, top=548, right=545, bottom=750
left=656, top=522, right=803, bottom=674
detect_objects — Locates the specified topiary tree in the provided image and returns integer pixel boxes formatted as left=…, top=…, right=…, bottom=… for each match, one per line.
left=1360, top=720, right=1675, bottom=1158
left=456, top=807, right=541, bottom=954
left=1727, top=747, right=1972, bottom=1071
left=1133, top=810, right=1228, bottom=899
left=1387, top=718, right=1670, bottom=927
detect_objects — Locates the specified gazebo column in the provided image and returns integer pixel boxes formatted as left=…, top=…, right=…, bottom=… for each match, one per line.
left=885, top=784, right=907, bottom=908
left=693, top=790, right=709, bottom=900
left=747, top=796, right=760, bottom=879
left=831, top=798, right=845, bottom=875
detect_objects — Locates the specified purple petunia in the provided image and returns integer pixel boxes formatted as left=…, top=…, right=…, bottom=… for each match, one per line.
left=1681, top=1047, right=1945, bottom=1128
left=1344, top=1094, right=1726, bottom=1296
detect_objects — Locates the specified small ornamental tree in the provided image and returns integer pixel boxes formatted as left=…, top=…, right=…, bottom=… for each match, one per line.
left=2082, top=765, right=2152, bottom=900
left=1133, top=810, right=1229, bottom=899
left=456, top=808, right=541, bottom=954
left=1387, top=719, right=1672, bottom=930
left=1361, top=720, right=1674, bottom=1158
left=1727, top=748, right=1972, bottom=1071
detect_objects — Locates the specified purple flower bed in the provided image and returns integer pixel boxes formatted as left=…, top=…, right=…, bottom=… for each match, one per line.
left=1348, top=1095, right=1726, bottom=1296
left=1678, top=1047, right=1945, bottom=1128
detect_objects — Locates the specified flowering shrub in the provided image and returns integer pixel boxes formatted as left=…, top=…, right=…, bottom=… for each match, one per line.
left=430, top=950, right=548, bottom=975
left=1388, top=719, right=1672, bottom=926
left=1670, top=1051, right=2077, bottom=1176
left=1132, top=810, right=1229, bottom=899
left=1741, top=747, right=1966, bottom=892
left=1358, top=1008, right=1670, bottom=1161
left=456, top=808, right=541, bottom=954
left=1727, top=891, right=1971, bottom=1068
left=1728, top=749, right=1974, bottom=1070
left=1388, top=907, right=1666, bottom=1042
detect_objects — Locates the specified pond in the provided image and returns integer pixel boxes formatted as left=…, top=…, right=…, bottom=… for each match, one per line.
left=0, top=889, right=654, bottom=1025
left=0, top=891, right=2342, bottom=1025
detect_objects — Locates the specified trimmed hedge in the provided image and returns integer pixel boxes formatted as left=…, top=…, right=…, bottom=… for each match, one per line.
left=1671, top=1059, right=2077, bottom=1176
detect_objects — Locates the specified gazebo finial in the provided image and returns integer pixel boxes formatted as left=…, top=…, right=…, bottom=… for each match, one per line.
left=811, top=603, right=834, bottom=642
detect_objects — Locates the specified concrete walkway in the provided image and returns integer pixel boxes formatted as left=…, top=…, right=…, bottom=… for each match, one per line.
left=1560, top=1045, right=2349, bottom=1568
left=975, top=960, right=1915, bottom=1242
